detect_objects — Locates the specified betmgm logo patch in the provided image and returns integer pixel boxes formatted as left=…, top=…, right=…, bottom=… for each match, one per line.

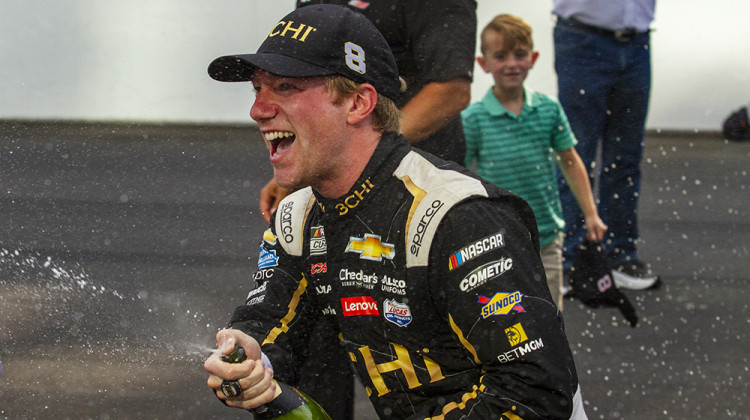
left=505, top=323, right=528, bottom=346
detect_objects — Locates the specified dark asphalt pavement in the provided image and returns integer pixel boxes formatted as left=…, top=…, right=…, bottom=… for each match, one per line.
left=1, top=120, right=748, bottom=419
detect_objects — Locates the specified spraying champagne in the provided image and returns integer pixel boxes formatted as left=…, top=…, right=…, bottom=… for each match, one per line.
left=220, top=344, right=331, bottom=420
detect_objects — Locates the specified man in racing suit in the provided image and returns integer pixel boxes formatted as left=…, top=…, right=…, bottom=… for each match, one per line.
left=204, top=5, right=587, bottom=419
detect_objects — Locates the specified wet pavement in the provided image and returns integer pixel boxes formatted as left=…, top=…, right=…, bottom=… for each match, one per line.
left=0, top=120, right=748, bottom=419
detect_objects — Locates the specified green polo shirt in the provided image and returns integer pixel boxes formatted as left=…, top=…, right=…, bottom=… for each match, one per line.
left=462, top=86, right=577, bottom=247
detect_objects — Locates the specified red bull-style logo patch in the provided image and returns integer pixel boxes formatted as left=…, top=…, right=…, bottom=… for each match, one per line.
left=341, top=296, right=380, bottom=316
left=345, top=234, right=395, bottom=261
left=477, top=291, right=525, bottom=318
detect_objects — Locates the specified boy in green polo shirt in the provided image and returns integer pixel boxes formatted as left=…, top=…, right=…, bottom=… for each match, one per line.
left=462, top=14, right=607, bottom=308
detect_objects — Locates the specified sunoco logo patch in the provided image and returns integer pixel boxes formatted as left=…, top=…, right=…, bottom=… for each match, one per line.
left=477, top=291, right=525, bottom=318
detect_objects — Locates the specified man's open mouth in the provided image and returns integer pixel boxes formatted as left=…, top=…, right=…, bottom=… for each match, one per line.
left=264, top=131, right=296, bottom=157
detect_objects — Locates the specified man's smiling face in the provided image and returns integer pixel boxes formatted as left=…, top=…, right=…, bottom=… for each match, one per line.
left=250, top=70, right=352, bottom=193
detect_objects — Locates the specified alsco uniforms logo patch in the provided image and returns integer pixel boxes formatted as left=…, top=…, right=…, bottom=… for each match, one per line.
left=477, top=291, right=525, bottom=318
left=383, top=299, right=412, bottom=327
left=341, top=296, right=380, bottom=316
left=345, top=233, right=395, bottom=261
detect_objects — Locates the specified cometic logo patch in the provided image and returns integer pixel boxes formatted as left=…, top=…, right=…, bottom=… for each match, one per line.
left=459, top=258, right=513, bottom=292
left=448, top=232, right=504, bottom=270
left=477, top=291, right=525, bottom=318
left=341, top=296, right=380, bottom=316
left=345, top=234, right=395, bottom=261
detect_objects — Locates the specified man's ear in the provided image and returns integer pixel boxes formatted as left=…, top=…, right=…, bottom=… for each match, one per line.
left=347, top=84, right=378, bottom=125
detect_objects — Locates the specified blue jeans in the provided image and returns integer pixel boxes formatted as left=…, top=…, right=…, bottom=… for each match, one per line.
left=554, top=19, right=651, bottom=270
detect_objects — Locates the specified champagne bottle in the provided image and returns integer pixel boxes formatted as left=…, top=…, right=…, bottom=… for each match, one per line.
left=221, top=344, right=331, bottom=420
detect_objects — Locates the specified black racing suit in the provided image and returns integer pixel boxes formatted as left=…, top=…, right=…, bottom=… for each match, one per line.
left=230, top=133, right=583, bottom=419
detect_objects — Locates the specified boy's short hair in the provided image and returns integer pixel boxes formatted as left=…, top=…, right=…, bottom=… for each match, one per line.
left=480, top=14, right=534, bottom=55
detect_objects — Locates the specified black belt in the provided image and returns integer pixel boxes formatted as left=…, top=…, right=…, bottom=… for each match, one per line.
left=557, top=16, right=645, bottom=43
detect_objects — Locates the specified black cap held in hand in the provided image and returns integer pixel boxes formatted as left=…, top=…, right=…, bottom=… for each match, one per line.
left=569, top=240, right=639, bottom=327
left=208, top=4, right=401, bottom=100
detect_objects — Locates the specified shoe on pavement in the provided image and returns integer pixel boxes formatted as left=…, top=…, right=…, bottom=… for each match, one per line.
left=611, top=260, right=660, bottom=290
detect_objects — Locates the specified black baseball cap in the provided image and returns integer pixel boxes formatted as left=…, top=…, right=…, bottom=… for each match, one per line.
left=208, top=4, right=401, bottom=100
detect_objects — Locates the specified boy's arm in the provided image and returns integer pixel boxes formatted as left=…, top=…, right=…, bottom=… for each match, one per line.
left=556, top=148, right=607, bottom=241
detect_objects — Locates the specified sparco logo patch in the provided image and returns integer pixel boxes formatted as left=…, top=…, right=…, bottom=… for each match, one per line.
left=341, top=296, right=380, bottom=316
left=410, top=200, right=444, bottom=257
left=345, top=234, right=395, bottom=261
left=279, top=201, right=295, bottom=243
left=383, top=299, right=412, bottom=327
left=478, top=291, right=525, bottom=318
left=449, top=232, right=504, bottom=270
left=459, top=258, right=513, bottom=292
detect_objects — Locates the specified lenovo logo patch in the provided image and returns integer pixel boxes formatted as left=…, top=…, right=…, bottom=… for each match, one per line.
left=341, top=296, right=380, bottom=317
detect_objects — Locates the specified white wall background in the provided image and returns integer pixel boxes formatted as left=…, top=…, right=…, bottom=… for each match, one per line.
left=1, top=0, right=747, bottom=131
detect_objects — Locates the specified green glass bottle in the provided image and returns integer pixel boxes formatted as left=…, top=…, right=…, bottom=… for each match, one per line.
left=221, top=345, right=331, bottom=420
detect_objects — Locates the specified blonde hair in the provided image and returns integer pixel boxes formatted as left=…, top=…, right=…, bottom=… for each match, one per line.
left=480, top=14, right=534, bottom=55
left=324, top=75, right=403, bottom=134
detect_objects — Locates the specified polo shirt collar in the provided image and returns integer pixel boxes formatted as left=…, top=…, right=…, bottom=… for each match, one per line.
left=481, top=86, right=539, bottom=117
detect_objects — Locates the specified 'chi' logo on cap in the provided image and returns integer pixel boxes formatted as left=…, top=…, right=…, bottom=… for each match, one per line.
left=345, top=234, right=395, bottom=261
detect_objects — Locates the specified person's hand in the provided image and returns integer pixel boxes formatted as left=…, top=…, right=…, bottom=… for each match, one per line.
left=584, top=214, right=608, bottom=242
left=259, top=178, right=294, bottom=224
left=204, top=329, right=277, bottom=410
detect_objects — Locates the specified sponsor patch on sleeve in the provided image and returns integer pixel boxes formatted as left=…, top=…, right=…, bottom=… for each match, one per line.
left=257, top=244, right=279, bottom=269
left=477, top=291, right=525, bottom=318
left=449, top=232, right=504, bottom=270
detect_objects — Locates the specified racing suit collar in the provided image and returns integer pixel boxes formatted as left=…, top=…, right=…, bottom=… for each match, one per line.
left=313, top=132, right=409, bottom=219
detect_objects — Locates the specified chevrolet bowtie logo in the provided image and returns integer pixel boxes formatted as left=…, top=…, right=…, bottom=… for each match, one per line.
left=345, top=234, right=395, bottom=261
